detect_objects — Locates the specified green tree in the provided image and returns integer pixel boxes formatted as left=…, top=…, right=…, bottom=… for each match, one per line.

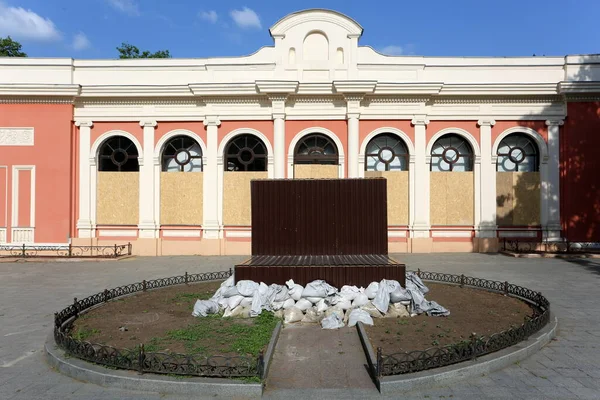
left=0, top=36, right=27, bottom=57
left=116, top=42, right=171, bottom=59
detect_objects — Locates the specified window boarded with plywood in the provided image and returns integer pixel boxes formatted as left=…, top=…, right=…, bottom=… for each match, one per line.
left=294, top=165, right=338, bottom=179
left=496, top=172, right=540, bottom=226
left=365, top=171, right=409, bottom=225
left=160, top=172, right=203, bottom=225
left=97, top=172, right=139, bottom=225
left=430, top=172, right=474, bottom=226
left=223, top=172, right=268, bottom=225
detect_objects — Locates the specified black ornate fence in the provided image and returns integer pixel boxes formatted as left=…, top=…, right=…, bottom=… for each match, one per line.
left=375, top=270, right=550, bottom=377
left=500, top=238, right=600, bottom=254
left=0, top=243, right=132, bottom=258
left=53, top=270, right=265, bottom=379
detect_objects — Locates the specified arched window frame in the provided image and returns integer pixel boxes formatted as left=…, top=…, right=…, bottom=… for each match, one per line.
left=294, top=133, right=339, bottom=165
left=161, top=135, right=203, bottom=172
left=430, top=134, right=474, bottom=172
left=496, top=133, right=539, bottom=172
left=365, top=133, right=409, bottom=171
left=224, top=134, right=268, bottom=172
left=98, top=136, right=139, bottom=172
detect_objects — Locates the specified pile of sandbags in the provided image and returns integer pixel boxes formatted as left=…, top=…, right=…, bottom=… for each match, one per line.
left=191, top=272, right=449, bottom=329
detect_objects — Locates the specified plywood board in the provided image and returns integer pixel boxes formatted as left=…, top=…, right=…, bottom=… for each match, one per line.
left=430, top=172, right=448, bottom=225
left=223, top=172, right=268, bottom=225
left=294, top=165, right=339, bottom=179
left=446, top=172, right=474, bottom=225
left=512, top=172, right=541, bottom=226
left=366, top=171, right=409, bottom=225
left=97, top=172, right=139, bottom=225
left=496, top=172, right=514, bottom=226
left=160, top=172, right=203, bottom=225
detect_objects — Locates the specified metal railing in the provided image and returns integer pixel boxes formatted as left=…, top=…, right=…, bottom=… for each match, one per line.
left=53, top=270, right=265, bottom=379
left=374, top=270, right=550, bottom=377
left=0, top=243, right=132, bottom=258
left=501, top=238, right=600, bottom=254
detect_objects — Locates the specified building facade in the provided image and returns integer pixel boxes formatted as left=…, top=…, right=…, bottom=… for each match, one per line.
left=0, top=9, right=599, bottom=255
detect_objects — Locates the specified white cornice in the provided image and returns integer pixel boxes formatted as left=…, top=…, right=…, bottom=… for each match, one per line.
left=558, top=82, right=600, bottom=94
left=333, top=80, right=376, bottom=94
left=255, top=80, right=299, bottom=94
left=374, top=82, right=443, bottom=95
left=296, top=83, right=335, bottom=95
left=439, top=83, right=559, bottom=96
left=189, top=83, right=259, bottom=96
left=80, top=85, right=193, bottom=97
left=0, top=84, right=80, bottom=97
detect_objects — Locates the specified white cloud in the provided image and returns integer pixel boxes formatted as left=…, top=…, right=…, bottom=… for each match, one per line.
left=0, top=2, right=61, bottom=41
left=199, top=10, right=217, bottom=23
left=380, top=45, right=404, bottom=56
left=106, top=0, right=140, bottom=16
left=72, top=32, right=91, bottom=51
left=230, top=7, right=261, bottom=29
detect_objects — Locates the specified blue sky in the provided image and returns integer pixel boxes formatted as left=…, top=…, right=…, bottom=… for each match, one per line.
left=1, top=0, right=599, bottom=59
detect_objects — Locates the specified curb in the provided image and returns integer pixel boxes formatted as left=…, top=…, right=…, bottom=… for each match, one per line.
left=1, top=255, right=135, bottom=263
left=500, top=251, right=600, bottom=259
left=263, top=320, right=282, bottom=378
left=355, top=321, right=379, bottom=389
left=356, top=313, right=557, bottom=394
left=44, top=332, right=263, bottom=398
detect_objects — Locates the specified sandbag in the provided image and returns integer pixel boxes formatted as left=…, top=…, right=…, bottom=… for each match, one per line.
left=406, top=272, right=429, bottom=294
left=192, top=300, right=219, bottom=317
left=282, top=298, right=296, bottom=309
left=271, top=301, right=284, bottom=311
left=352, top=293, right=369, bottom=308
left=365, top=282, right=379, bottom=299
left=230, top=305, right=251, bottom=318
left=321, top=312, right=344, bottom=329
left=336, top=298, right=352, bottom=311
left=295, top=298, right=313, bottom=311
left=250, top=283, right=271, bottom=317
left=211, top=275, right=235, bottom=302
left=301, top=308, right=324, bottom=323
left=240, top=297, right=253, bottom=308
left=286, top=279, right=304, bottom=301
left=269, top=284, right=290, bottom=302
left=217, top=296, right=230, bottom=309
left=391, top=303, right=410, bottom=318
left=273, top=309, right=284, bottom=319
left=222, top=286, right=240, bottom=298
left=305, top=297, right=323, bottom=304
left=236, top=280, right=259, bottom=297
left=390, top=286, right=411, bottom=303
left=283, top=307, right=304, bottom=324
left=325, top=306, right=344, bottom=319
left=227, top=295, right=245, bottom=309
left=316, top=298, right=329, bottom=313
left=361, top=302, right=384, bottom=318
left=348, top=309, right=374, bottom=327
left=223, top=306, right=233, bottom=318
left=373, top=281, right=390, bottom=313
left=339, top=285, right=361, bottom=301
left=302, top=280, right=337, bottom=298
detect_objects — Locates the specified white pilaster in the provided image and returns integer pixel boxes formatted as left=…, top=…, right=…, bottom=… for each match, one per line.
left=271, top=96, right=287, bottom=179
left=75, top=120, right=94, bottom=238
left=138, top=120, right=158, bottom=238
left=344, top=94, right=363, bottom=178
left=478, top=119, right=497, bottom=238
left=203, top=116, right=221, bottom=239
left=411, top=117, right=430, bottom=237
left=545, top=119, right=564, bottom=240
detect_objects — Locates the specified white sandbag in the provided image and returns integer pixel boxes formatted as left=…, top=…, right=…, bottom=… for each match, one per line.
left=352, top=293, right=369, bottom=308
left=271, top=301, right=285, bottom=311
left=223, top=306, right=233, bottom=318
left=373, top=281, right=391, bottom=313
left=340, top=285, right=361, bottom=301
left=227, top=295, right=245, bottom=309
left=250, top=283, right=270, bottom=317
left=302, top=280, right=337, bottom=298
left=348, top=309, right=374, bottom=327
left=391, top=303, right=410, bottom=318
left=361, top=302, right=384, bottom=318
left=390, top=286, right=411, bottom=303
left=336, top=298, right=352, bottom=311
left=251, top=294, right=263, bottom=317
left=211, top=275, right=235, bottom=302
left=295, top=298, right=313, bottom=311
left=240, top=297, right=253, bottom=308
left=271, top=285, right=290, bottom=302
left=236, top=280, right=259, bottom=297
left=230, top=305, right=251, bottom=318
left=321, top=312, right=344, bottom=329
left=192, top=300, right=219, bottom=317
left=288, top=284, right=304, bottom=301
left=305, top=297, right=323, bottom=304
left=283, top=307, right=304, bottom=324
left=316, top=298, right=329, bottom=313
left=217, top=296, right=230, bottom=309
left=273, top=309, right=284, bottom=319
left=324, top=306, right=344, bottom=319
left=365, top=282, right=379, bottom=299
left=301, top=308, right=324, bottom=323
left=282, top=298, right=296, bottom=309
left=222, top=285, right=240, bottom=298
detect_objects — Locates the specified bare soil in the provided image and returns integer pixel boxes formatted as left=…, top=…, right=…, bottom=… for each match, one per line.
left=366, top=282, right=535, bottom=354
left=71, top=281, right=277, bottom=357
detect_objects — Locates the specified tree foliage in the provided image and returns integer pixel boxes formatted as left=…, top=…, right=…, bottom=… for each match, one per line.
left=0, top=36, right=27, bottom=57
left=116, top=42, right=171, bottom=59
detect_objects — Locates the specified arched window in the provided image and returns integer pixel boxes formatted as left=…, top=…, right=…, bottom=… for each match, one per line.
left=497, top=134, right=539, bottom=172
left=365, top=133, right=409, bottom=171
left=98, top=136, right=139, bottom=172
left=294, top=134, right=339, bottom=165
left=430, top=134, right=473, bottom=172
left=224, top=134, right=268, bottom=171
left=161, top=136, right=202, bottom=172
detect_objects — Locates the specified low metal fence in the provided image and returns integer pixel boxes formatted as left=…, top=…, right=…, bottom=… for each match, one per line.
left=375, top=270, right=550, bottom=377
left=0, top=243, right=132, bottom=258
left=53, top=270, right=265, bottom=379
left=500, top=238, right=600, bottom=254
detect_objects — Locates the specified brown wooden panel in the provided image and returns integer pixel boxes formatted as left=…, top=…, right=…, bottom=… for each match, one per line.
left=251, top=178, right=388, bottom=256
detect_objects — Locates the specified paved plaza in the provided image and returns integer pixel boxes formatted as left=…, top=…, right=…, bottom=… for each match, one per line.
left=1, top=254, right=599, bottom=399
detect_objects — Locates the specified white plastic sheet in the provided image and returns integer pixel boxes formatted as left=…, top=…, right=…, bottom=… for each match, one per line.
left=236, top=280, right=259, bottom=297
left=192, top=300, right=219, bottom=317
left=352, top=293, right=369, bottom=308
left=348, top=309, right=374, bottom=327
left=321, top=312, right=345, bottom=329
left=365, top=282, right=379, bottom=299
left=302, top=280, right=337, bottom=298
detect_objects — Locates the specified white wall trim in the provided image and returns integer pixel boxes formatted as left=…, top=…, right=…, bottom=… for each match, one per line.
left=98, top=229, right=138, bottom=237
left=431, top=230, right=472, bottom=238
left=226, top=230, right=252, bottom=238
left=426, top=127, right=481, bottom=157
left=498, top=231, right=538, bottom=238
left=217, top=127, right=274, bottom=179
left=90, top=130, right=144, bottom=161
left=162, top=229, right=202, bottom=238
left=358, top=127, right=415, bottom=177
left=0, top=166, right=7, bottom=231
left=287, top=126, right=346, bottom=178
left=11, top=165, right=35, bottom=228
left=492, top=126, right=548, bottom=162
left=154, top=129, right=208, bottom=159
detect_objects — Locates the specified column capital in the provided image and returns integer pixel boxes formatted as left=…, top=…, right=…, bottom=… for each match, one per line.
left=545, top=119, right=564, bottom=127
left=75, top=120, right=93, bottom=128
left=477, top=119, right=496, bottom=127
left=203, top=116, right=221, bottom=127
left=411, top=116, right=430, bottom=126
left=272, top=112, right=286, bottom=120
left=139, top=120, right=157, bottom=128
left=347, top=112, right=360, bottom=120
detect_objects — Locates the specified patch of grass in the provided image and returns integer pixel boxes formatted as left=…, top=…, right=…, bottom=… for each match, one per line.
left=171, top=292, right=213, bottom=304
left=398, top=319, right=409, bottom=326
left=235, top=376, right=261, bottom=384
left=72, top=327, right=100, bottom=341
